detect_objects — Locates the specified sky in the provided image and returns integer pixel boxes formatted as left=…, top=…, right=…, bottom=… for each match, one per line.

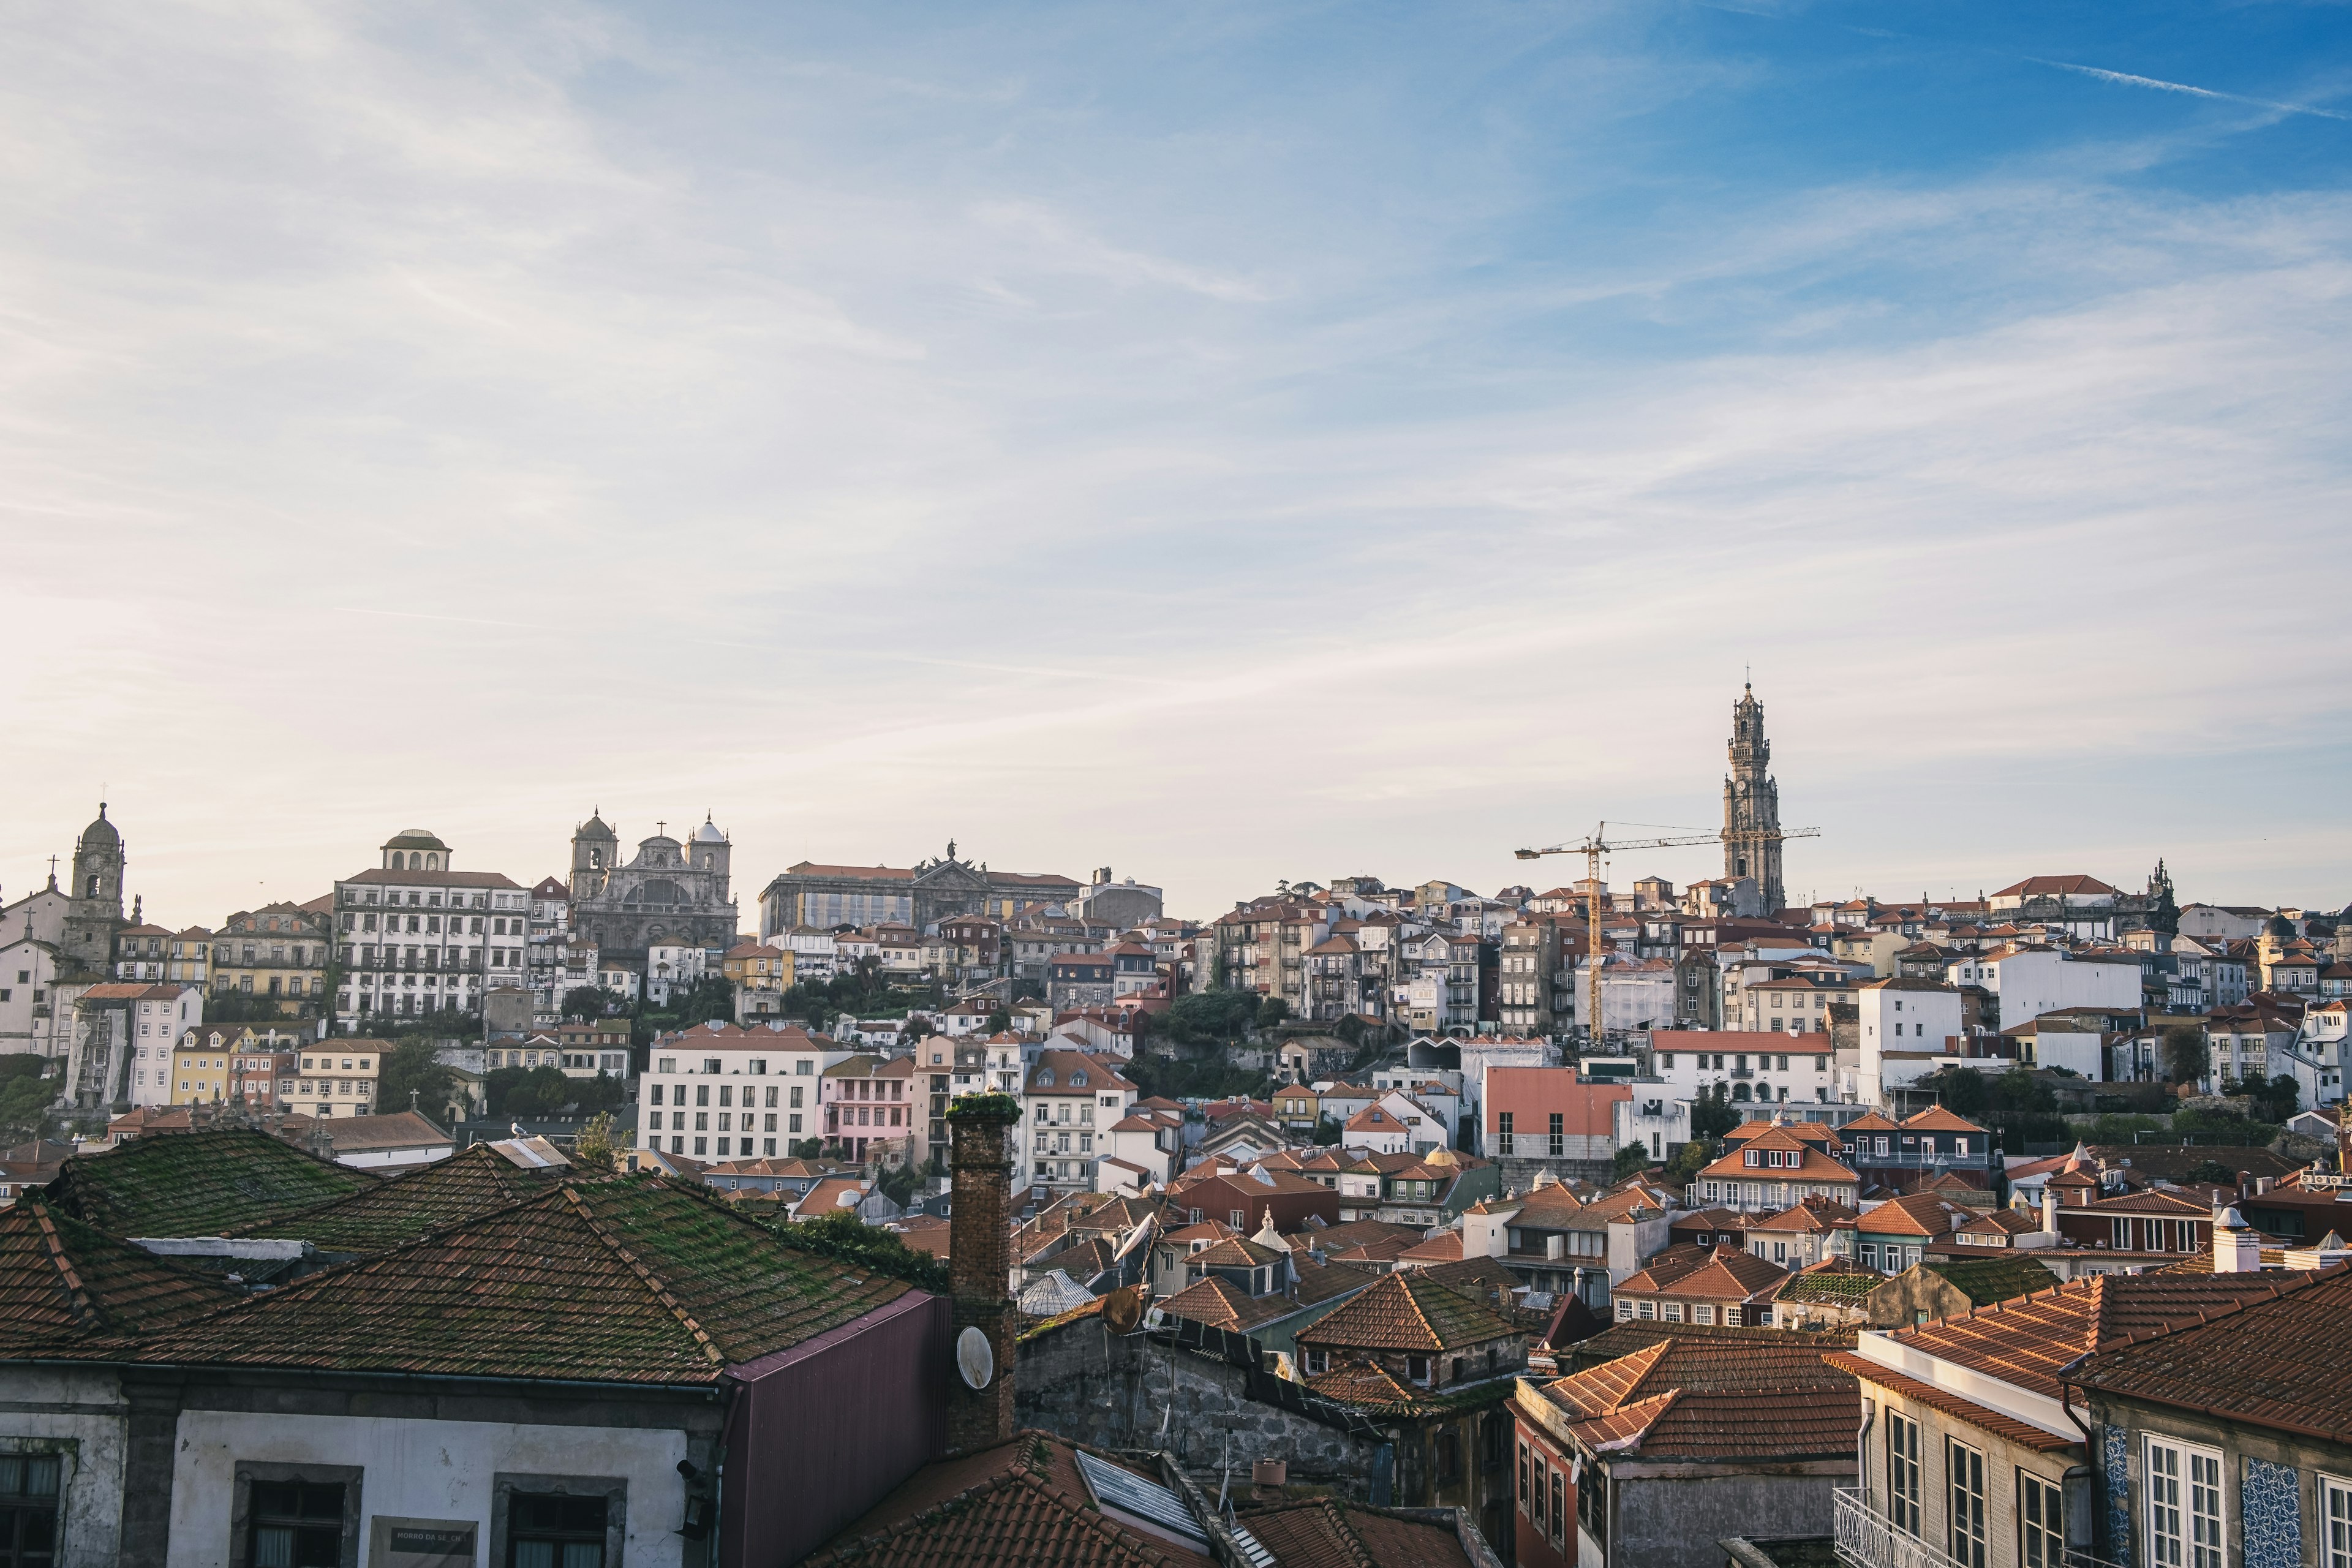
left=3, top=0, right=2349, bottom=927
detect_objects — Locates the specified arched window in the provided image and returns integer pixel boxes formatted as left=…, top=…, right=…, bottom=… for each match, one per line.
left=590, top=849, right=604, bottom=869
left=1732, top=1082, right=1752, bottom=1102
left=392, top=852, right=407, bottom=870
left=426, top=853, right=440, bottom=870
left=86, top=875, right=100, bottom=897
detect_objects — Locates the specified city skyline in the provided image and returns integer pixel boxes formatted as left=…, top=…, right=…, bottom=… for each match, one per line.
left=5, top=2, right=2346, bottom=922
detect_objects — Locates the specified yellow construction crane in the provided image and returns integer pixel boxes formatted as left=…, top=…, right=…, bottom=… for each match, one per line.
left=1515, top=820, right=1820, bottom=1043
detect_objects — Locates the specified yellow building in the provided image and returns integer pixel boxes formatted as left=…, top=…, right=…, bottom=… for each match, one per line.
left=210, top=900, right=334, bottom=1016
left=166, top=927, right=212, bottom=987
left=168, top=1036, right=236, bottom=1104
left=288, top=1041, right=382, bottom=1118
left=722, top=941, right=793, bottom=991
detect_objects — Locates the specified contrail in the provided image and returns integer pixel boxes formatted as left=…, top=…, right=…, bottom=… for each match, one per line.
left=2032, top=58, right=2351, bottom=122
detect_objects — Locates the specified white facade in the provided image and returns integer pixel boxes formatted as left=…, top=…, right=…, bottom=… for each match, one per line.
left=172, top=1409, right=692, bottom=1567
left=638, top=1027, right=853, bottom=1161
left=644, top=938, right=706, bottom=1006
left=1943, top=947, right=2141, bottom=1030
left=1856, top=982, right=1965, bottom=1107
left=331, top=836, right=529, bottom=1030
left=1651, top=1033, right=1836, bottom=1107
left=0, top=935, right=70, bottom=1058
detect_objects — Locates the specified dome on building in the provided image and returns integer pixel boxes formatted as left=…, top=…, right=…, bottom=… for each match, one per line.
left=578, top=809, right=617, bottom=841
left=79, top=802, right=120, bottom=847
left=693, top=815, right=726, bottom=843
left=383, top=828, right=448, bottom=851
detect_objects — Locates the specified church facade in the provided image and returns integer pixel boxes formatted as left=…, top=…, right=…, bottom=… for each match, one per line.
left=758, top=843, right=1081, bottom=938
left=567, top=811, right=740, bottom=971
left=1722, top=685, right=1788, bottom=914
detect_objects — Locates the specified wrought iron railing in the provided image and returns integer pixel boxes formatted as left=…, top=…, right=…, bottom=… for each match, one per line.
left=1832, top=1488, right=2122, bottom=1568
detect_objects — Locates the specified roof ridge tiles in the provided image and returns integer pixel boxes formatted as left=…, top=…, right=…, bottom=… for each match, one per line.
left=559, top=1185, right=725, bottom=1366
left=31, top=1205, right=100, bottom=1334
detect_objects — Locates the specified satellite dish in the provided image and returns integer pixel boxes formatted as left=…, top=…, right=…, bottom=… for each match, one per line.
left=956, top=1327, right=994, bottom=1390
left=1102, top=1284, right=1144, bottom=1335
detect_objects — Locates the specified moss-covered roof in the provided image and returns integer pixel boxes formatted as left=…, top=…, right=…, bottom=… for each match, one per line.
left=0, top=1199, right=236, bottom=1347
left=235, top=1142, right=567, bottom=1254
left=111, top=1175, right=914, bottom=1384
left=43, top=1130, right=377, bottom=1239
left=1917, top=1256, right=2060, bottom=1306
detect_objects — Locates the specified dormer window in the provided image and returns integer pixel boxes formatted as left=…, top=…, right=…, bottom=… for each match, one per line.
left=1038, top=1069, right=1054, bottom=1087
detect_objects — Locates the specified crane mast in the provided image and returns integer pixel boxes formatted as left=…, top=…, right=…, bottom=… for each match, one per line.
left=1515, top=820, right=1820, bottom=1048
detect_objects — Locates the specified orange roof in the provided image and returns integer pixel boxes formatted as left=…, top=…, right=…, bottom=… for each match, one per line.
left=1534, top=1334, right=1859, bottom=1463
left=1901, top=1106, right=1989, bottom=1134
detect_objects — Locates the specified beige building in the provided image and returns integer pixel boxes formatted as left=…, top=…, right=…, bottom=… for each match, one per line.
left=288, top=1039, right=383, bottom=1118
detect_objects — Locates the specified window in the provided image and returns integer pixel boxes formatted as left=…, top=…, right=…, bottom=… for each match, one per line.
left=1947, top=1439, right=1986, bottom=1568
left=1886, top=1412, right=1922, bottom=1537
left=1407, top=1355, right=1431, bottom=1384
left=2324, top=1475, right=2352, bottom=1568
left=2021, top=1472, right=2065, bottom=1568
left=0, top=1454, right=59, bottom=1568
left=1303, top=1348, right=1329, bottom=1375
left=245, top=1477, right=349, bottom=1568
left=2145, top=1436, right=2224, bottom=1568
left=505, top=1495, right=606, bottom=1568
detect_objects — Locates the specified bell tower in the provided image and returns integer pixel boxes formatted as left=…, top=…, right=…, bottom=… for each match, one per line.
left=571, top=808, right=618, bottom=900
left=60, top=802, right=127, bottom=974
left=1722, top=685, right=1785, bottom=914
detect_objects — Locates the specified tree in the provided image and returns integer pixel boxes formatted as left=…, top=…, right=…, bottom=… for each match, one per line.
left=0, top=1056, right=57, bottom=1139
left=573, top=1112, right=621, bottom=1173
left=562, top=986, right=614, bottom=1021
left=2162, top=1025, right=2206, bottom=1086
left=2248, top=1074, right=2299, bottom=1125
left=1929, top=1066, right=1991, bottom=1121
left=984, top=1009, right=1012, bottom=1035
left=1610, top=1143, right=1654, bottom=1183
left=1256, top=998, right=1291, bottom=1028
left=484, top=1065, right=575, bottom=1119
left=1689, top=1083, right=1738, bottom=1139
left=790, top=1137, right=826, bottom=1158
left=1988, top=1066, right=2056, bottom=1120
left=1662, top=1137, right=1716, bottom=1186
left=376, top=1038, right=454, bottom=1121
left=1312, top=1114, right=1342, bottom=1147
left=877, top=1162, right=920, bottom=1208
left=1165, top=990, right=1257, bottom=1046
left=1333, top=1014, right=1366, bottom=1047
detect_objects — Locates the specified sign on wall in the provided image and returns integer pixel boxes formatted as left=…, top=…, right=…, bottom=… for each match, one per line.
left=369, top=1517, right=479, bottom=1568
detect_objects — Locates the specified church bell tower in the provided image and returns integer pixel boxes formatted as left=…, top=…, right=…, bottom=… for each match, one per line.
left=1722, top=685, right=1785, bottom=914
left=61, top=802, right=127, bottom=974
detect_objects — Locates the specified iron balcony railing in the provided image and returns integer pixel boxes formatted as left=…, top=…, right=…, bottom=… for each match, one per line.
left=1833, top=1488, right=2122, bottom=1568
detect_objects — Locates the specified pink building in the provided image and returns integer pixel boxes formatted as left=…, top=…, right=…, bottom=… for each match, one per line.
left=1483, top=1066, right=1629, bottom=1164
left=822, top=1052, right=919, bottom=1166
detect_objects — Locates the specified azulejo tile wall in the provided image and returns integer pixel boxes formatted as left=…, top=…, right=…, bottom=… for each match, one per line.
left=2101, top=1424, right=2131, bottom=1566
left=2241, top=1455, right=2302, bottom=1568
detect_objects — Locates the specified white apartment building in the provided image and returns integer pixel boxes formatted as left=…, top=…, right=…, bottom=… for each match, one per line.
left=1023, top=1047, right=1137, bottom=1194
left=0, top=932, right=70, bottom=1060
left=1943, top=944, right=2142, bottom=1031
left=524, top=875, right=571, bottom=1022
left=1651, top=1030, right=1835, bottom=1107
left=636, top=1020, right=854, bottom=1161
left=644, top=937, right=706, bottom=1006
left=288, top=1041, right=380, bottom=1118
left=1856, top=978, right=1965, bottom=1106
left=106, top=985, right=206, bottom=1108
left=332, top=829, right=528, bottom=1030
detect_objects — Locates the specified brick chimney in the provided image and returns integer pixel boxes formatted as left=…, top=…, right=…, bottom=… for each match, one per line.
left=944, top=1096, right=1021, bottom=1455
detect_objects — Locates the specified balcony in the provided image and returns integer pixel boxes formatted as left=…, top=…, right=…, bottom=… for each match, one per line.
left=1833, top=1489, right=2120, bottom=1568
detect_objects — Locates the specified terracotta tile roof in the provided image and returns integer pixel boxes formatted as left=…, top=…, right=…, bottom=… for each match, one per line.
left=802, top=1431, right=1215, bottom=1568
left=1857, top=1193, right=1973, bottom=1238
left=1749, top=1196, right=1860, bottom=1234
left=1608, top=1243, right=1722, bottom=1295
left=1283, top=1219, right=1420, bottom=1255
left=1306, top=1359, right=1419, bottom=1406
left=2067, top=1264, right=2352, bottom=1441
left=1294, top=1270, right=1517, bottom=1355
left=1899, top=1106, right=1989, bottom=1134
left=45, top=1129, right=377, bottom=1239
left=234, top=1141, right=568, bottom=1254
left=0, top=1199, right=235, bottom=1346
left=1396, top=1232, right=1463, bottom=1265
left=1823, top=1352, right=2078, bottom=1453
left=1157, top=1276, right=1295, bottom=1334
left=1536, top=1333, right=1860, bottom=1462
left=115, top=1177, right=912, bottom=1384
left=1774, top=1257, right=1880, bottom=1305
left=1882, top=1272, right=2306, bottom=1401
left=1289, top=1258, right=1381, bottom=1308
left=1695, top=1133, right=1858, bottom=1185
left=1233, top=1499, right=1473, bottom=1568
left=1616, top=1246, right=1786, bottom=1303
left=1189, top=1237, right=1281, bottom=1268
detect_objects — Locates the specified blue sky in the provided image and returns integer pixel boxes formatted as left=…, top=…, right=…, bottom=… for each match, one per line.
left=3, top=1, right=2347, bottom=923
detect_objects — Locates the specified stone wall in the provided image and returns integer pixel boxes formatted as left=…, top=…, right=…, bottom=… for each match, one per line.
left=1013, top=1319, right=1379, bottom=1488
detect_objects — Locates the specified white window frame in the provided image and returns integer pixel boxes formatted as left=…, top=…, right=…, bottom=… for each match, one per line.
left=2323, top=1472, right=2352, bottom=1568
left=1947, top=1437, right=1988, bottom=1568
left=2144, top=1434, right=2225, bottom=1568
left=1886, top=1411, right=1923, bottom=1538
